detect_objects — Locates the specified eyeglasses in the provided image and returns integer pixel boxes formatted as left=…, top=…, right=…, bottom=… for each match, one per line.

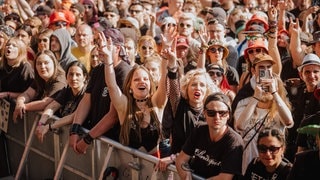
left=130, top=9, right=142, bottom=14
left=247, top=48, right=262, bottom=54
left=142, top=46, right=153, bottom=50
left=38, top=38, right=48, bottom=43
left=208, top=71, right=223, bottom=77
left=257, top=145, right=282, bottom=154
left=208, top=47, right=224, bottom=53
left=179, top=23, right=192, bottom=28
left=250, top=21, right=265, bottom=27
left=166, top=23, right=176, bottom=27
left=54, top=21, right=67, bottom=27
left=205, top=109, right=229, bottom=117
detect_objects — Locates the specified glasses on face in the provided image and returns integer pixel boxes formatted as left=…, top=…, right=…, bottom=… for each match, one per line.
left=179, top=23, right=192, bottom=28
left=54, top=21, right=67, bottom=27
left=257, top=145, right=282, bottom=154
left=209, top=47, right=224, bottom=53
left=142, top=46, right=153, bottom=50
left=248, top=48, right=262, bottom=55
left=130, top=9, right=142, bottom=14
left=38, top=38, right=48, bottom=43
left=205, top=109, right=229, bottom=117
left=250, top=21, right=264, bottom=27
left=166, top=23, right=176, bottom=27
left=208, top=71, right=223, bottom=77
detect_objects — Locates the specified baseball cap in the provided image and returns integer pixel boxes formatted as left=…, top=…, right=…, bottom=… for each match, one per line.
left=49, top=11, right=69, bottom=25
left=176, top=36, right=189, bottom=48
left=35, top=5, right=52, bottom=16
left=297, top=53, right=320, bottom=72
left=0, top=25, right=14, bottom=37
left=70, top=3, right=85, bottom=14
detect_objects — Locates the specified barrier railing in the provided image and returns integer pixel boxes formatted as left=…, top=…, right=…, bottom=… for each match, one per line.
left=2, top=110, right=205, bottom=180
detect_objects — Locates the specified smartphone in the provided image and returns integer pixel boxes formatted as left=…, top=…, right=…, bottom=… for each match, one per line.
left=259, top=69, right=271, bottom=92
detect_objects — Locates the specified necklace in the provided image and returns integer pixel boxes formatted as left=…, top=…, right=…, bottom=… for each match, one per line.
left=135, top=97, right=148, bottom=102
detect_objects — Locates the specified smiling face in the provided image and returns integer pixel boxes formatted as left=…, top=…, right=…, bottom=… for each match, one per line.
left=187, top=75, right=207, bottom=107
left=139, top=40, right=154, bottom=58
left=36, top=54, right=55, bottom=81
left=257, top=135, right=284, bottom=169
left=299, top=64, right=320, bottom=91
left=130, top=68, right=151, bottom=100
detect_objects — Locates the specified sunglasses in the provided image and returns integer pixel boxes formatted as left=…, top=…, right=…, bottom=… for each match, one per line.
left=142, top=46, right=153, bottom=50
left=38, top=38, right=48, bottom=43
left=84, top=5, right=93, bottom=9
left=208, top=71, right=223, bottom=77
left=54, top=21, right=67, bottom=27
left=166, top=23, right=176, bottom=27
left=247, top=48, right=262, bottom=54
left=179, top=23, right=192, bottom=28
left=257, top=145, right=282, bottom=154
left=205, top=109, right=229, bottom=117
left=208, top=47, right=224, bottom=53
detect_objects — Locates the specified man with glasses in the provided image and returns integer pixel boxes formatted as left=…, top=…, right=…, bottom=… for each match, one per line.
left=232, top=53, right=293, bottom=174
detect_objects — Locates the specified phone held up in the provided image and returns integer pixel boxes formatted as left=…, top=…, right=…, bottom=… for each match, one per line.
left=258, top=69, right=271, bottom=92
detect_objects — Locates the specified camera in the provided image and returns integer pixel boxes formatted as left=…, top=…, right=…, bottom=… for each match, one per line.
left=258, top=69, right=271, bottom=92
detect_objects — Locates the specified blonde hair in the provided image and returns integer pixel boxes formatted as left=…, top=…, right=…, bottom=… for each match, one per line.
left=0, top=37, right=28, bottom=69
left=137, top=35, right=158, bottom=63
left=180, top=68, right=220, bottom=100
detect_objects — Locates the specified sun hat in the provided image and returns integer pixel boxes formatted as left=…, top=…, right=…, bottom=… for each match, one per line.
left=244, top=38, right=268, bottom=58
left=252, top=53, right=275, bottom=66
left=207, top=39, right=229, bottom=60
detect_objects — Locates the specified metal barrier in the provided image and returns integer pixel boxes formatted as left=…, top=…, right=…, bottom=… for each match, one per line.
left=2, top=111, right=205, bottom=180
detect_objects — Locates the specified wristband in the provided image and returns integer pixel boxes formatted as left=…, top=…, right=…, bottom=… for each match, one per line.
left=253, top=96, right=261, bottom=102
left=83, top=133, right=94, bottom=144
left=167, top=71, right=178, bottom=79
left=271, top=91, right=277, bottom=95
left=167, top=66, right=178, bottom=72
left=69, top=123, right=81, bottom=135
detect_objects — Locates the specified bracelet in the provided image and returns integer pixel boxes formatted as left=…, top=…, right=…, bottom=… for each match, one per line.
left=253, top=96, right=261, bottom=102
left=83, top=133, right=94, bottom=144
left=106, top=62, right=113, bottom=66
left=69, top=123, right=81, bottom=135
left=167, top=66, right=178, bottom=72
left=271, top=91, right=277, bottom=95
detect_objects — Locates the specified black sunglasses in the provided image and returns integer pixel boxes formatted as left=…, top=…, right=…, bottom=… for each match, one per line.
left=248, top=48, right=262, bottom=54
left=257, top=145, right=282, bottom=154
left=208, top=71, right=223, bottom=77
left=209, top=47, right=224, bottom=53
left=205, top=109, right=229, bottom=117
left=142, top=46, right=153, bottom=50
left=54, top=21, right=67, bottom=27
left=179, top=23, right=192, bottom=28
left=38, top=38, right=48, bottom=43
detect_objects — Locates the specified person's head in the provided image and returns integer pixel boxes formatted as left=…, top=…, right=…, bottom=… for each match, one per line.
left=50, top=35, right=61, bottom=54
left=90, top=46, right=102, bottom=68
left=244, top=37, right=268, bottom=64
left=206, top=64, right=225, bottom=86
left=178, top=13, right=195, bottom=37
left=245, top=13, right=269, bottom=33
left=1, top=37, right=27, bottom=68
left=277, top=29, right=290, bottom=48
left=34, top=50, right=61, bottom=82
left=75, top=23, right=94, bottom=48
left=116, top=0, right=132, bottom=12
left=103, top=5, right=120, bottom=28
left=227, top=7, right=244, bottom=34
left=168, top=0, right=184, bottom=12
left=207, top=18, right=226, bottom=42
left=252, top=53, right=275, bottom=81
left=182, top=0, right=197, bottom=13
left=298, top=53, right=320, bottom=92
left=37, top=28, right=53, bottom=52
left=180, top=69, right=219, bottom=107
left=206, top=39, right=229, bottom=64
left=35, top=5, right=52, bottom=27
left=257, top=128, right=286, bottom=169
left=65, top=61, right=88, bottom=92
left=204, top=7, right=227, bottom=25
left=24, top=17, right=42, bottom=36
left=82, top=0, right=98, bottom=22
left=297, top=0, right=312, bottom=11
left=124, top=37, right=137, bottom=66
left=204, top=92, right=231, bottom=129
left=70, top=3, right=85, bottom=24
left=129, top=1, right=145, bottom=22
left=143, top=54, right=161, bottom=85
left=310, top=31, right=320, bottom=56
left=176, top=36, right=189, bottom=59
left=123, top=65, right=156, bottom=100
left=49, top=11, right=69, bottom=30
left=103, top=27, right=128, bottom=64
left=137, top=35, right=157, bottom=62
left=15, top=25, right=33, bottom=46
left=160, top=16, right=177, bottom=34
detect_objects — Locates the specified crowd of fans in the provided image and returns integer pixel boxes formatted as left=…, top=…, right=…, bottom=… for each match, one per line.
left=0, top=0, right=320, bottom=179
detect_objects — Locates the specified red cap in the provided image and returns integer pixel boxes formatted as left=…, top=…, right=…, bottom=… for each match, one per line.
left=49, top=11, right=69, bottom=25
left=176, top=36, right=189, bottom=48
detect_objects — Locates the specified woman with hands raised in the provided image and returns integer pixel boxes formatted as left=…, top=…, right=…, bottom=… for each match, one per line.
left=99, top=31, right=168, bottom=157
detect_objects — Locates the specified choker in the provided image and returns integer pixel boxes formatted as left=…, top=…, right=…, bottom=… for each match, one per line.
left=135, top=97, right=148, bottom=102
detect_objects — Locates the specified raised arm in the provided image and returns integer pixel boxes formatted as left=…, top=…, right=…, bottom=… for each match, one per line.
left=289, top=18, right=304, bottom=68
left=152, top=56, right=168, bottom=109
left=99, top=32, right=128, bottom=124
left=197, top=27, right=209, bottom=70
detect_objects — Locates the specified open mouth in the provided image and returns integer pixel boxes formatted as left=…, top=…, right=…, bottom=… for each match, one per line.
left=194, top=92, right=201, bottom=99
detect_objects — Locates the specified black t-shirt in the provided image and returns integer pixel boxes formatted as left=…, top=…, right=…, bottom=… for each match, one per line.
left=84, top=61, right=131, bottom=139
left=0, top=62, right=34, bottom=92
left=226, top=66, right=239, bottom=86
left=54, top=86, right=86, bottom=117
left=243, top=158, right=292, bottom=180
left=183, top=126, right=243, bottom=178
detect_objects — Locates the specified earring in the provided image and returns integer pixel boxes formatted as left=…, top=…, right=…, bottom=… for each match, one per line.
left=129, top=89, right=133, bottom=94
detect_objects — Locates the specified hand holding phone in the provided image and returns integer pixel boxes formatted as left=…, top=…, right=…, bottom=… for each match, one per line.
left=258, top=69, right=271, bottom=92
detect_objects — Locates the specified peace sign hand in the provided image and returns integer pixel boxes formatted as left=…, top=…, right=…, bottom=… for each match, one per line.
left=97, top=31, right=113, bottom=65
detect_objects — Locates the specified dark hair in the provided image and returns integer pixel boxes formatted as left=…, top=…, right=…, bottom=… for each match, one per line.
left=16, top=25, right=33, bottom=37
left=65, top=61, right=89, bottom=84
left=204, top=92, right=231, bottom=111
left=257, top=128, right=286, bottom=146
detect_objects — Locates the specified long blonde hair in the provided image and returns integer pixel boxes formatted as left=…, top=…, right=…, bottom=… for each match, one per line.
left=0, top=37, right=28, bottom=69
